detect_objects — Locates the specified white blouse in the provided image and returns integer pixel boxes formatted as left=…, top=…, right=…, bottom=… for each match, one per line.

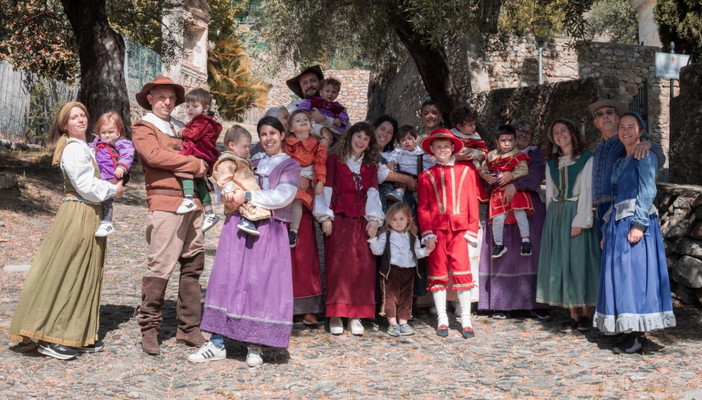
left=368, top=231, right=428, bottom=268
left=61, top=138, right=117, bottom=203
left=545, top=155, right=594, bottom=229
left=249, top=153, right=297, bottom=210
left=313, top=154, right=384, bottom=223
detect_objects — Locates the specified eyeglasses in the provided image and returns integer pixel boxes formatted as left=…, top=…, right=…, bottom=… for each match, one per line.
left=516, top=129, right=533, bottom=135
left=595, top=108, right=616, bottom=118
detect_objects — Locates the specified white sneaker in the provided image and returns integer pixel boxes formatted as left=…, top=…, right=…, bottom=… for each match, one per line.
left=349, top=318, right=364, bottom=336
left=202, top=213, right=221, bottom=232
left=95, top=222, right=115, bottom=237
left=176, top=198, right=197, bottom=214
left=187, top=341, right=226, bottom=363
left=329, top=317, right=344, bottom=335
left=246, top=345, right=263, bottom=367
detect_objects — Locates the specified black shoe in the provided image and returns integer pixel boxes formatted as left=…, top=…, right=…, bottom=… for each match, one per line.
left=462, top=326, right=475, bottom=339
left=577, top=316, right=592, bottom=332
left=613, top=333, right=645, bottom=354
left=491, top=245, right=507, bottom=258
left=288, top=230, right=298, bottom=248
left=436, top=325, right=449, bottom=337
left=530, top=309, right=551, bottom=320
left=76, top=340, right=105, bottom=353
left=520, top=242, right=532, bottom=256
left=492, top=311, right=508, bottom=319
left=559, top=318, right=578, bottom=333
left=38, top=342, right=78, bottom=360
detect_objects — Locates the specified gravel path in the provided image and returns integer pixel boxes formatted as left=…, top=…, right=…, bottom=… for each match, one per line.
left=1, top=163, right=702, bottom=399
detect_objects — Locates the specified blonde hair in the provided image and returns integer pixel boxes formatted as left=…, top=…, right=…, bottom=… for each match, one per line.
left=94, top=112, right=126, bottom=140
left=47, top=102, right=89, bottom=148
left=223, top=124, right=252, bottom=147
left=379, top=202, right=417, bottom=236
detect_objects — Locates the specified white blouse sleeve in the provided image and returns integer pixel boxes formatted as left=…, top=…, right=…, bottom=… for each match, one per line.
left=367, top=234, right=386, bottom=256
left=544, top=164, right=554, bottom=209
left=365, top=187, right=384, bottom=223
left=61, top=141, right=116, bottom=203
left=414, top=238, right=429, bottom=259
left=313, top=187, right=334, bottom=222
left=250, top=183, right=297, bottom=210
left=377, top=163, right=390, bottom=183
left=572, top=158, right=594, bottom=229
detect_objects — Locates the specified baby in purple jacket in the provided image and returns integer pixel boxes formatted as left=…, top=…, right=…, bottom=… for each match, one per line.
left=297, top=77, right=349, bottom=139
left=89, top=112, right=134, bottom=237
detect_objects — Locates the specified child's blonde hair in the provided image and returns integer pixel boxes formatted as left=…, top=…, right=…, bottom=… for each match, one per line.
left=379, top=202, right=417, bottom=236
left=94, top=111, right=126, bottom=140
left=223, top=124, right=252, bottom=147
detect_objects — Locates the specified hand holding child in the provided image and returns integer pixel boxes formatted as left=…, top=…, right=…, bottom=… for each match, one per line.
left=314, top=180, right=325, bottom=196
left=366, top=220, right=379, bottom=237
left=481, top=172, right=497, bottom=185
left=322, top=219, right=333, bottom=236
left=114, top=180, right=125, bottom=199
left=310, top=109, right=326, bottom=123
left=333, top=117, right=342, bottom=127
left=497, top=171, right=514, bottom=186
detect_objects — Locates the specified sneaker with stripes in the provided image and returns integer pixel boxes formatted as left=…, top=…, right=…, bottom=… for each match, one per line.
left=187, top=341, right=226, bottom=363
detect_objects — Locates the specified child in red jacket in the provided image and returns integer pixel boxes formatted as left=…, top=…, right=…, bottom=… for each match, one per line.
left=418, top=129, right=480, bottom=339
left=176, top=88, right=222, bottom=232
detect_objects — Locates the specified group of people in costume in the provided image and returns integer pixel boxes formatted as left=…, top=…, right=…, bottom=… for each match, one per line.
left=7, top=65, right=675, bottom=367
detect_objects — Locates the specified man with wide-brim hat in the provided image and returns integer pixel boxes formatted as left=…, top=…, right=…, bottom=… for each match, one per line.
left=131, top=76, right=209, bottom=355
left=589, top=98, right=665, bottom=238
left=417, top=128, right=481, bottom=340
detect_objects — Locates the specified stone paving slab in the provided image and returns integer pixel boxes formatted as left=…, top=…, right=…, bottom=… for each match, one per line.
left=1, top=175, right=702, bottom=399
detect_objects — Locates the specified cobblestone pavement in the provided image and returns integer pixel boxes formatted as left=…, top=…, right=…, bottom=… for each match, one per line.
left=2, top=170, right=702, bottom=400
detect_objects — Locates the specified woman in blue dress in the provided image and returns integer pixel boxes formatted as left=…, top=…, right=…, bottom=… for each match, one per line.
left=594, top=112, right=676, bottom=354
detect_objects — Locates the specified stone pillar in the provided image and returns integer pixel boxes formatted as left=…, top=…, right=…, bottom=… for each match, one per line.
left=629, top=0, right=662, bottom=47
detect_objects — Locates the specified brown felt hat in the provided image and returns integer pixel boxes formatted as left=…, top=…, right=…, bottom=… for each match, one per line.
left=421, top=128, right=463, bottom=156
left=285, top=65, right=324, bottom=99
left=135, top=76, right=186, bottom=110
left=588, top=99, right=627, bottom=117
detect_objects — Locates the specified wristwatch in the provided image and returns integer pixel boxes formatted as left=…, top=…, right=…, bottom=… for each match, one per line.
left=245, top=191, right=252, bottom=201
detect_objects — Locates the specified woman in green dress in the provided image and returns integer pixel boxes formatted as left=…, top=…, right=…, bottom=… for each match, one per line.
left=7, top=102, right=124, bottom=360
left=536, top=118, right=600, bottom=333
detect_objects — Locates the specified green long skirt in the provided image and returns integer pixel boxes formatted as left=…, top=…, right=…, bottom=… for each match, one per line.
left=7, top=200, right=105, bottom=347
left=536, top=200, right=600, bottom=308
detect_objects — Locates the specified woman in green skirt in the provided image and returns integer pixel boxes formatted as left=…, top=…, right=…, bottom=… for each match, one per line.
left=536, top=118, right=600, bottom=333
left=7, top=102, right=124, bottom=360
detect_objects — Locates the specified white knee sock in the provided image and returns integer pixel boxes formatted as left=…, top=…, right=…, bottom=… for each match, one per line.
left=457, top=289, right=473, bottom=328
left=432, top=289, right=448, bottom=327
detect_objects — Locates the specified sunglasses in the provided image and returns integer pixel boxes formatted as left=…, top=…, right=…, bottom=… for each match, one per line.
left=595, top=108, right=616, bottom=118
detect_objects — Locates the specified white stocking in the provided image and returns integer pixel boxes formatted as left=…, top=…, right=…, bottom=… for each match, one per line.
left=457, top=289, right=473, bottom=328
left=432, top=289, right=448, bottom=327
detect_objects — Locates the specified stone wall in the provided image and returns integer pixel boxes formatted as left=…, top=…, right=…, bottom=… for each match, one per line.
left=657, top=183, right=702, bottom=306
left=669, top=63, right=702, bottom=185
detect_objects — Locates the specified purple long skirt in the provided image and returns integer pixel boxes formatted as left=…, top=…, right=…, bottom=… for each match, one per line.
left=201, top=214, right=293, bottom=348
left=478, top=191, right=548, bottom=311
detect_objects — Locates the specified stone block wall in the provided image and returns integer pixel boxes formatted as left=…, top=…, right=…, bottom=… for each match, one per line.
left=656, top=183, right=702, bottom=305
left=669, top=63, right=702, bottom=185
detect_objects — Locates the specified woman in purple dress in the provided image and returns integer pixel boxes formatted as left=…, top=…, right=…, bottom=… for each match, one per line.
left=188, top=116, right=301, bottom=367
left=478, top=119, right=550, bottom=319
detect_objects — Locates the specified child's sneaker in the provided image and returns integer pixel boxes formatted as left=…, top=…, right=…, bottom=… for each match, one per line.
left=176, top=198, right=197, bottom=214
left=399, top=324, right=415, bottom=336
left=385, top=189, right=404, bottom=203
left=387, top=324, right=401, bottom=337
left=95, top=222, right=115, bottom=237
left=520, top=242, right=532, bottom=256
left=288, top=230, right=298, bottom=248
left=202, top=213, right=221, bottom=232
left=491, top=245, right=507, bottom=258
left=187, top=341, right=226, bottom=363
left=237, top=218, right=260, bottom=236
left=246, top=345, right=263, bottom=367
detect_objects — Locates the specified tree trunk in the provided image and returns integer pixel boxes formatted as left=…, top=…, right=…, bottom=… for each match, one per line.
left=61, top=0, right=132, bottom=137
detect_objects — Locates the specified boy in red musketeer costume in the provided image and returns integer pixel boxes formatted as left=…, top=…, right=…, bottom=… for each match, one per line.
left=418, top=129, right=480, bottom=339
left=479, top=125, right=534, bottom=259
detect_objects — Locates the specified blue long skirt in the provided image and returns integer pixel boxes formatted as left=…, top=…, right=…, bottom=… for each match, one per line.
left=593, top=214, right=676, bottom=333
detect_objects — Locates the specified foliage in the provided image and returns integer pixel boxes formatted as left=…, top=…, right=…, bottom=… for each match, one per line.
left=655, top=0, right=702, bottom=59
left=0, top=0, right=78, bottom=81
left=208, top=31, right=268, bottom=120
left=586, top=0, right=637, bottom=44
left=497, top=0, right=567, bottom=38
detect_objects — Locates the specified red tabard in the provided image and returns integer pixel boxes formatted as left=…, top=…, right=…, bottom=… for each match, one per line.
left=486, top=151, right=534, bottom=223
